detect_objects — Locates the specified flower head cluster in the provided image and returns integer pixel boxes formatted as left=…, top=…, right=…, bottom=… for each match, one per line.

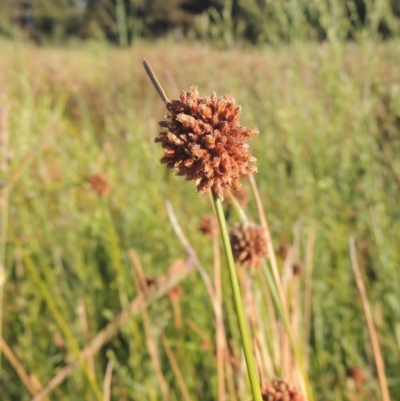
left=261, top=379, right=304, bottom=401
left=229, top=223, right=268, bottom=268
left=156, top=86, right=258, bottom=200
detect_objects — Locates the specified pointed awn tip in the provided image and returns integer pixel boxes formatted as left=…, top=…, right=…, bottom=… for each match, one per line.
left=142, top=58, right=169, bottom=103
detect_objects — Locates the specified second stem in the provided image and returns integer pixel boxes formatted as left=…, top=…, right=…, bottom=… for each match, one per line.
left=212, top=191, right=262, bottom=401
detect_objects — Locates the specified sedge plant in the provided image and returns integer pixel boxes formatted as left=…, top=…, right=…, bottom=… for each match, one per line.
left=142, top=59, right=263, bottom=401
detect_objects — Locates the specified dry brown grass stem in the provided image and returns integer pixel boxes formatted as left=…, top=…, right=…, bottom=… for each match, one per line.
left=129, top=249, right=171, bottom=401
left=248, top=174, right=289, bottom=316
left=0, top=105, right=9, bottom=173
left=186, top=319, right=210, bottom=341
left=142, top=58, right=169, bottom=103
left=2, top=148, right=40, bottom=193
left=166, top=201, right=217, bottom=302
left=225, top=350, right=239, bottom=401
left=288, top=221, right=303, bottom=380
left=249, top=174, right=292, bottom=378
left=249, top=175, right=310, bottom=400
left=102, top=359, right=114, bottom=401
left=0, top=105, right=10, bottom=378
left=161, top=333, right=194, bottom=401
left=214, top=245, right=226, bottom=401
left=256, top=268, right=279, bottom=375
left=290, top=273, right=302, bottom=387
left=304, top=228, right=315, bottom=368
left=349, top=237, right=391, bottom=401
left=281, top=245, right=294, bottom=381
left=168, top=197, right=229, bottom=400
left=253, top=289, right=276, bottom=380
left=30, top=258, right=194, bottom=401
left=253, top=332, right=266, bottom=385
left=169, top=290, right=183, bottom=331
left=242, top=269, right=270, bottom=383
left=0, top=336, right=47, bottom=398
left=77, top=298, right=96, bottom=382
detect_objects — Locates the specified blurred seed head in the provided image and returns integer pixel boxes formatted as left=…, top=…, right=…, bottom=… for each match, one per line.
left=198, top=214, right=218, bottom=238
left=292, top=262, right=304, bottom=276
left=156, top=86, right=258, bottom=200
left=277, top=243, right=290, bottom=260
left=88, top=174, right=110, bottom=197
left=167, top=286, right=183, bottom=302
left=261, top=378, right=304, bottom=401
left=145, top=276, right=156, bottom=288
left=347, top=366, right=366, bottom=392
left=229, top=223, right=268, bottom=268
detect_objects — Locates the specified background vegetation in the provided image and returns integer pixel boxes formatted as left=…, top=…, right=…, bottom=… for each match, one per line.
left=0, top=0, right=399, bottom=45
left=0, top=1, right=400, bottom=401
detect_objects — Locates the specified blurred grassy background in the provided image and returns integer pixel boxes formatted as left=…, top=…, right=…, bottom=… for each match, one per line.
left=0, top=32, right=400, bottom=401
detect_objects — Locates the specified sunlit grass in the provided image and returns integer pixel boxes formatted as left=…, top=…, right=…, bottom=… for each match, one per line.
left=0, top=38, right=400, bottom=400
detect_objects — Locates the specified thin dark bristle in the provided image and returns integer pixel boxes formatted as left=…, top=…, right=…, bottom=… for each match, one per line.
left=142, top=58, right=169, bottom=103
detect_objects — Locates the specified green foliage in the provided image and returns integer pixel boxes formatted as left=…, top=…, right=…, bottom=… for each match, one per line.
left=0, top=38, right=400, bottom=400
left=0, top=0, right=399, bottom=45
left=0, top=1, right=13, bottom=38
left=236, top=0, right=400, bottom=44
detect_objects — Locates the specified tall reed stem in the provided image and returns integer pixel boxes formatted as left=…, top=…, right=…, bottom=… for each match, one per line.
left=213, top=191, right=262, bottom=401
left=349, top=237, right=391, bottom=401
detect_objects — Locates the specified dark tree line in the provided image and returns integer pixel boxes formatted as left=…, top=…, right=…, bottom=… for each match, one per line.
left=0, top=0, right=399, bottom=45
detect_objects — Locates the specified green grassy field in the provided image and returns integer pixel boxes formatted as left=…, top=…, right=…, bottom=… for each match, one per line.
left=0, top=39, right=400, bottom=401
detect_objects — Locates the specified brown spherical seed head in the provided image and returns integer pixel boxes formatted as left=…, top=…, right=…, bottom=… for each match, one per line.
left=229, top=223, right=268, bottom=268
left=156, top=86, right=258, bottom=200
left=88, top=174, right=110, bottom=197
left=261, top=379, right=304, bottom=401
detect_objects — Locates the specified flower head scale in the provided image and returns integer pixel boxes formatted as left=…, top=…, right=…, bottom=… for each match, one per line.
left=156, top=86, right=258, bottom=200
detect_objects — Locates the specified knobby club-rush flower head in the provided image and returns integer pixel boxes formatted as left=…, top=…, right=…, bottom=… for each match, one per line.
left=156, top=86, right=258, bottom=200
left=229, top=223, right=268, bottom=268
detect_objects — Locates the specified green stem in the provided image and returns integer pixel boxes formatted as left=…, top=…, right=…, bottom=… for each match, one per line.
left=212, top=191, right=263, bottom=401
left=115, top=0, right=128, bottom=46
left=21, top=248, right=104, bottom=401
